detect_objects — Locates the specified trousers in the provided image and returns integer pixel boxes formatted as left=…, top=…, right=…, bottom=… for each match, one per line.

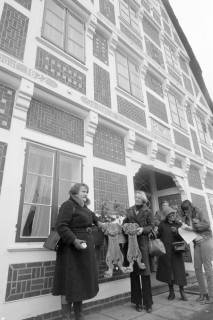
left=130, top=273, right=153, bottom=308
left=194, top=238, right=213, bottom=298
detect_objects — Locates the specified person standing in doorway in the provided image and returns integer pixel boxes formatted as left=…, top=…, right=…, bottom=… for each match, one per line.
left=154, top=200, right=170, bottom=227
left=181, top=200, right=213, bottom=304
left=123, top=190, right=154, bottom=313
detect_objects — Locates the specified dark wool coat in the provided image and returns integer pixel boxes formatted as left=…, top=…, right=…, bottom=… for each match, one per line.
left=52, top=197, right=99, bottom=302
left=123, top=205, right=153, bottom=276
left=156, top=220, right=187, bottom=286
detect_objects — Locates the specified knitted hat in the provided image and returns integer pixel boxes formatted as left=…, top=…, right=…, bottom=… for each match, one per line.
left=162, top=206, right=176, bottom=217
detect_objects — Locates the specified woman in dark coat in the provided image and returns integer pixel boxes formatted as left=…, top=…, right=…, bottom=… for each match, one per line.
left=156, top=206, right=187, bottom=301
left=53, top=183, right=101, bottom=320
left=123, top=190, right=154, bottom=313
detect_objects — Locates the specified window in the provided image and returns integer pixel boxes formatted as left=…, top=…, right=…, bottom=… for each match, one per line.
left=164, top=44, right=179, bottom=71
left=168, top=93, right=186, bottom=129
left=43, top=0, right=85, bottom=62
left=196, top=114, right=209, bottom=144
left=116, top=52, right=142, bottom=100
left=16, top=144, right=82, bottom=241
left=120, top=0, right=138, bottom=30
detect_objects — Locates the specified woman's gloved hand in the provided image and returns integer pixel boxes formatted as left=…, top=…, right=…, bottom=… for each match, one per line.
left=73, top=239, right=87, bottom=250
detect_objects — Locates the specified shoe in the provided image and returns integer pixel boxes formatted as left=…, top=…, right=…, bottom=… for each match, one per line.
left=179, top=288, right=188, bottom=301
left=135, top=304, right=143, bottom=312
left=168, top=292, right=175, bottom=300
left=196, top=294, right=209, bottom=302
left=204, top=298, right=213, bottom=304
left=146, top=307, right=152, bottom=313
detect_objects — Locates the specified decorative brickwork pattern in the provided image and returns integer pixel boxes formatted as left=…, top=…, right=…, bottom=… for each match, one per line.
left=93, top=167, right=129, bottom=213
left=120, top=24, right=143, bottom=49
left=168, top=66, right=182, bottom=84
left=93, top=32, right=108, bottom=65
left=94, top=63, right=111, bottom=107
left=117, top=96, right=147, bottom=127
left=147, top=92, right=168, bottom=122
left=0, top=4, right=29, bottom=60
left=0, top=83, right=15, bottom=129
left=27, top=99, right=84, bottom=146
left=134, top=142, right=148, bottom=154
left=145, top=37, right=164, bottom=68
left=35, top=48, right=86, bottom=94
left=188, top=165, right=202, bottom=189
left=145, top=72, right=163, bottom=97
left=191, top=193, right=209, bottom=221
left=183, top=74, right=194, bottom=95
left=15, top=0, right=32, bottom=10
left=152, top=8, right=161, bottom=25
left=99, top=0, right=115, bottom=24
left=142, top=17, right=160, bottom=46
left=173, top=130, right=191, bottom=151
left=93, top=124, right=125, bottom=164
left=5, top=261, right=55, bottom=301
left=151, top=118, right=171, bottom=141
left=205, top=171, right=213, bottom=190
left=156, top=151, right=166, bottom=162
left=0, top=141, right=7, bottom=193
left=190, top=129, right=201, bottom=156
left=174, top=158, right=182, bottom=168
left=202, top=147, right=213, bottom=163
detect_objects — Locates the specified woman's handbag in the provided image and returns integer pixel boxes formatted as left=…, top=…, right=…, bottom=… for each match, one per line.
left=172, top=241, right=187, bottom=252
left=148, top=231, right=166, bottom=256
left=43, top=229, right=61, bottom=251
left=92, top=225, right=105, bottom=247
left=149, top=238, right=166, bottom=256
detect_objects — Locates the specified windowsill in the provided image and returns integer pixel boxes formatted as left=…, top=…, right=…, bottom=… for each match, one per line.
left=7, top=243, right=53, bottom=252
left=115, top=86, right=145, bottom=106
left=36, top=37, right=88, bottom=72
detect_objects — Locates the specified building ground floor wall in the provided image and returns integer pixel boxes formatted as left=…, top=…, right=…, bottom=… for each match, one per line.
left=0, top=71, right=213, bottom=319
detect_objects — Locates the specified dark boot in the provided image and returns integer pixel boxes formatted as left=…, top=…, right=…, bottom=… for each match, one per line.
left=73, top=301, right=85, bottom=320
left=61, top=303, right=71, bottom=320
left=168, top=284, right=175, bottom=300
left=179, top=286, right=188, bottom=301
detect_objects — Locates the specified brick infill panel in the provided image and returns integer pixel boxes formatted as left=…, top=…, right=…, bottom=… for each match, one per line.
left=5, top=261, right=55, bottom=301
left=35, top=47, right=86, bottom=94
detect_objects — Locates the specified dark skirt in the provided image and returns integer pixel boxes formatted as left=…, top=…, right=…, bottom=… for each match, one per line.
left=53, top=231, right=99, bottom=302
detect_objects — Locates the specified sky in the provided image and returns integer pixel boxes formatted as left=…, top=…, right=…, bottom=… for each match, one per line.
left=169, top=0, right=213, bottom=101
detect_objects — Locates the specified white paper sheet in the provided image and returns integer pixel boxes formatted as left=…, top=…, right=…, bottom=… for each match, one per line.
left=178, top=227, right=199, bottom=244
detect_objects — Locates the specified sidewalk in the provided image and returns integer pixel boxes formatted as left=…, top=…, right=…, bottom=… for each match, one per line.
left=83, top=291, right=213, bottom=320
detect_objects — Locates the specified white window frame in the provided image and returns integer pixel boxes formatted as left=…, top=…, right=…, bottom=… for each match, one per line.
left=42, top=0, right=85, bottom=62
left=116, top=51, right=142, bottom=100
left=168, top=93, right=186, bottom=129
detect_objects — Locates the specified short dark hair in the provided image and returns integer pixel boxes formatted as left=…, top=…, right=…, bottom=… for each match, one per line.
left=69, top=183, right=89, bottom=196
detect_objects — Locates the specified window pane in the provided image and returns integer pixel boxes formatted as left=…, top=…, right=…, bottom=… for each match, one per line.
left=43, top=0, right=65, bottom=47
left=58, top=155, right=81, bottom=207
left=21, top=204, right=51, bottom=237
left=118, top=74, right=130, bottom=92
left=20, top=146, right=54, bottom=239
left=24, top=174, right=52, bottom=205
left=28, top=147, right=54, bottom=176
left=67, top=13, right=84, bottom=61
